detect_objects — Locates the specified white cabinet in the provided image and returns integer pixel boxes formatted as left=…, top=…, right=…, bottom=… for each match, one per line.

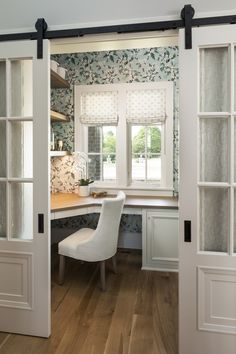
left=142, top=209, right=179, bottom=271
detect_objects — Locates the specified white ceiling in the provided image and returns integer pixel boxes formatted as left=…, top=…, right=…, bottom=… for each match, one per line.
left=1, top=0, right=236, bottom=33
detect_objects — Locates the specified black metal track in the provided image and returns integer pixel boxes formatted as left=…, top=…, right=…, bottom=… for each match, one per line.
left=1, top=14, right=236, bottom=42
left=45, top=19, right=184, bottom=39
left=1, top=4, right=236, bottom=57
left=0, top=32, right=36, bottom=41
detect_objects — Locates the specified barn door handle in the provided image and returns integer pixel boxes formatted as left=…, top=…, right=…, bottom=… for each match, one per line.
left=184, top=220, right=191, bottom=242
left=38, top=214, right=44, bottom=233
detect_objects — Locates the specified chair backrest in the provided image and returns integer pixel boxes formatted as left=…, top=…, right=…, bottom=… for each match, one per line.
left=93, top=191, right=126, bottom=259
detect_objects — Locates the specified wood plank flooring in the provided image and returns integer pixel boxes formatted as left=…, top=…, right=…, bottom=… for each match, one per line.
left=0, top=249, right=178, bottom=354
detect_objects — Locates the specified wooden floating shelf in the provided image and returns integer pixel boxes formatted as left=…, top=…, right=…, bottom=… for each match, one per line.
left=51, top=69, right=70, bottom=89
left=50, top=110, right=69, bottom=122
left=50, top=151, right=71, bottom=157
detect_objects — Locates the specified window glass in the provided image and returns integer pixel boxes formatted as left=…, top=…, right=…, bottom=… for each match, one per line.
left=88, top=126, right=116, bottom=181
left=131, top=125, right=162, bottom=183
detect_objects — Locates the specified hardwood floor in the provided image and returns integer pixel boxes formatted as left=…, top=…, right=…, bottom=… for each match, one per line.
left=0, top=249, right=178, bottom=354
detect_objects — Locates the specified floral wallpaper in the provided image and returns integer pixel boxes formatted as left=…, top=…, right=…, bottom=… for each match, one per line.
left=51, top=46, right=179, bottom=193
left=51, top=46, right=179, bottom=236
left=51, top=155, right=76, bottom=193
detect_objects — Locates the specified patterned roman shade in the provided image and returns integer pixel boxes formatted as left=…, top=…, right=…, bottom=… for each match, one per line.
left=126, top=88, right=167, bottom=124
left=79, top=91, right=118, bottom=125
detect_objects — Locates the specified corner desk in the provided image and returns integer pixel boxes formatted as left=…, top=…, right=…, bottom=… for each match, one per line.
left=51, top=193, right=179, bottom=272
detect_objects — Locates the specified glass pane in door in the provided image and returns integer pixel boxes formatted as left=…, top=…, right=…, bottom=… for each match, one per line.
left=0, top=182, right=6, bottom=238
left=10, top=121, right=33, bottom=178
left=0, top=61, right=6, bottom=117
left=234, top=189, right=236, bottom=253
left=199, top=187, right=228, bottom=252
left=234, top=118, right=236, bottom=182
left=234, top=47, right=236, bottom=112
left=10, top=59, right=33, bottom=117
left=200, top=118, right=229, bottom=182
left=10, top=183, right=33, bottom=240
left=200, top=47, right=229, bottom=112
left=0, top=121, right=6, bottom=177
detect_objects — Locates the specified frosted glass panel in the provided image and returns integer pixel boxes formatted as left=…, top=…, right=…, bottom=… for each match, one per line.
left=0, top=61, right=6, bottom=116
left=10, top=183, right=33, bottom=240
left=234, top=118, right=236, bottom=182
left=199, top=187, right=228, bottom=252
left=234, top=189, right=236, bottom=253
left=200, top=118, right=229, bottom=182
left=200, top=47, right=229, bottom=112
left=10, top=121, right=33, bottom=178
left=0, top=183, right=6, bottom=238
left=11, top=60, right=33, bottom=117
left=0, top=121, right=6, bottom=177
left=234, top=47, right=236, bottom=112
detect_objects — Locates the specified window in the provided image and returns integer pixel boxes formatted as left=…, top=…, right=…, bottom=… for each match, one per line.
left=75, top=82, right=173, bottom=192
left=88, top=126, right=116, bottom=181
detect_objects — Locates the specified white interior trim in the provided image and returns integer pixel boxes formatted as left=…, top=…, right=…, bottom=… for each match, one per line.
left=51, top=31, right=178, bottom=54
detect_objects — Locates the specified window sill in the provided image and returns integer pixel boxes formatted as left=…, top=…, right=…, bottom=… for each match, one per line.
left=91, top=183, right=174, bottom=197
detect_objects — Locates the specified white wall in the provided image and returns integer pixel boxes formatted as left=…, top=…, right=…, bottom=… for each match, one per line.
left=1, top=0, right=236, bottom=34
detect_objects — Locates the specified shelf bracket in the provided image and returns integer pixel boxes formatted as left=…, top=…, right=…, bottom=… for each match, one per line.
left=181, top=4, right=195, bottom=49
left=35, top=18, right=48, bottom=59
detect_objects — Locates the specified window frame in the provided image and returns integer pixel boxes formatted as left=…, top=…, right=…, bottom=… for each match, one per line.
left=75, top=82, right=173, bottom=194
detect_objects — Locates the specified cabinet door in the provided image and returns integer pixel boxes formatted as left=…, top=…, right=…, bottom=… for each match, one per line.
left=143, top=209, right=178, bottom=271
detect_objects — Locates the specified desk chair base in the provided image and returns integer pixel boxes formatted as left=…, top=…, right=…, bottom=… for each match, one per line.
left=59, top=255, right=65, bottom=285
left=58, top=254, right=118, bottom=291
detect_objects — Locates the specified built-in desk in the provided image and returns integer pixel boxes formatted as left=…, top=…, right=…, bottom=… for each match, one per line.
left=51, top=193, right=179, bottom=272
left=51, top=193, right=178, bottom=218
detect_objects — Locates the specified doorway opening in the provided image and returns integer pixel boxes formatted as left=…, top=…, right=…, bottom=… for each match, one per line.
left=49, top=31, right=179, bottom=353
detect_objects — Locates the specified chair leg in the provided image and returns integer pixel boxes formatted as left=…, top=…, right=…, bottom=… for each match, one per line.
left=100, top=260, right=106, bottom=291
left=112, top=255, right=117, bottom=274
left=58, top=255, right=65, bottom=285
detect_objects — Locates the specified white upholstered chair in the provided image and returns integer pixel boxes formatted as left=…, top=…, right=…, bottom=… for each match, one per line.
left=58, top=191, right=126, bottom=290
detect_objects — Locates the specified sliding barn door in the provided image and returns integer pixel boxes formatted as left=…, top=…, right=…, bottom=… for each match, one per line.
left=0, top=40, right=51, bottom=337
left=179, top=25, right=236, bottom=354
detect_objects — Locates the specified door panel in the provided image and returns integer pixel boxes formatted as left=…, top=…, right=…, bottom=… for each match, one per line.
left=0, top=40, right=50, bottom=337
left=179, top=25, right=236, bottom=354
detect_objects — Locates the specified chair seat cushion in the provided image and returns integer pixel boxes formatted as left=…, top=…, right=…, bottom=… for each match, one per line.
left=58, top=228, right=95, bottom=259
